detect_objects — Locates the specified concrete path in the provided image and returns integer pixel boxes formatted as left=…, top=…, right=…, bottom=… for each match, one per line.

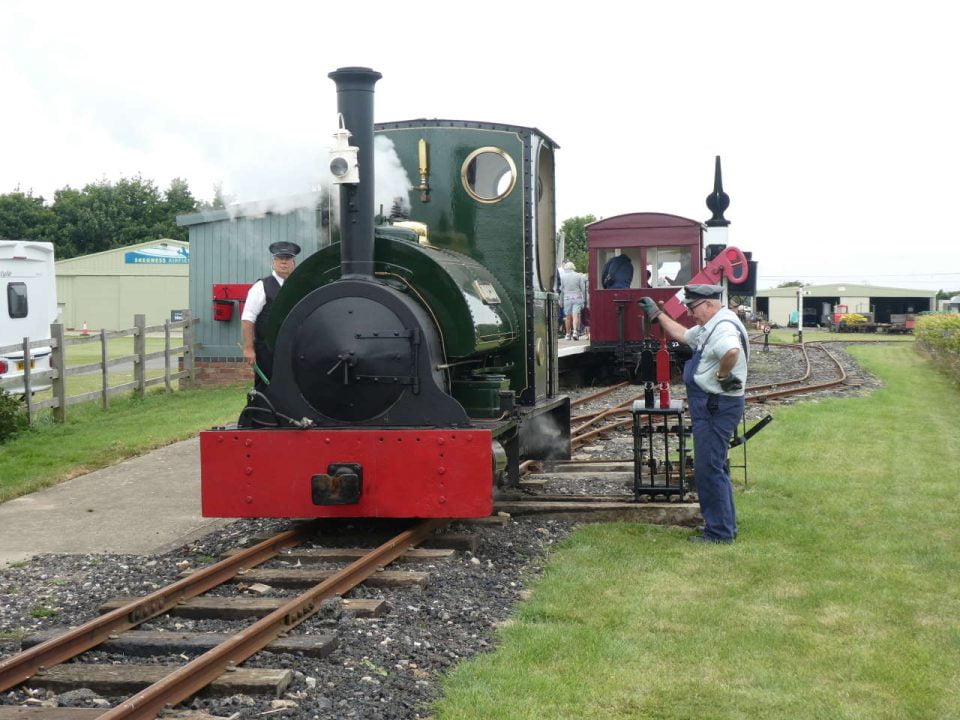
left=0, top=437, right=231, bottom=568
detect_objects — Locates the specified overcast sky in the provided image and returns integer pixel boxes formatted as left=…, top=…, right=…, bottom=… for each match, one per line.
left=2, top=0, right=957, bottom=290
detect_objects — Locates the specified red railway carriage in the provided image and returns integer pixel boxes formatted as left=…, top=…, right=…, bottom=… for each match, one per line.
left=587, top=212, right=704, bottom=350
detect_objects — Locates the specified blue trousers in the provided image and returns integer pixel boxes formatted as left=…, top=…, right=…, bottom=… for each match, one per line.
left=687, top=390, right=742, bottom=541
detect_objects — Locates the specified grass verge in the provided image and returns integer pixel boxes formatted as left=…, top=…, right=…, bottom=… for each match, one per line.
left=435, top=343, right=960, bottom=719
left=765, top=328, right=915, bottom=344
left=0, top=384, right=247, bottom=503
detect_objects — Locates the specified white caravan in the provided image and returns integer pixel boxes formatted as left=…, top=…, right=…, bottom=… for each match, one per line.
left=0, top=240, right=57, bottom=395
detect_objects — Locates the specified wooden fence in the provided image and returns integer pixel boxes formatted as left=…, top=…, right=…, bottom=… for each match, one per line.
left=0, top=311, right=196, bottom=425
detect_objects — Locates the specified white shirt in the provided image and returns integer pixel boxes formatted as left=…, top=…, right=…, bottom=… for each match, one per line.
left=683, top=307, right=749, bottom=395
left=241, top=271, right=286, bottom=323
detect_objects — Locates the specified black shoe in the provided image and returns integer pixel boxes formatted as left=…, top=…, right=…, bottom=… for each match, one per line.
left=696, top=524, right=738, bottom=538
left=688, top=534, right=733, bottom=545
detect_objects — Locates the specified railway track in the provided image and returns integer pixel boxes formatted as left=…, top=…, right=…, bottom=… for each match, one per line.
left=0, top=520, right=459, bottom=718
left=515, top=341, right=856, bottom=510
left=566, top=340, right=851, bottom=438
left=745, top=341, right=849, bottom=401
left=511, top=340, right=855, bottom=483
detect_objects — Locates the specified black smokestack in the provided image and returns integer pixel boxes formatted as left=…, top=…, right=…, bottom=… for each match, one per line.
left=328, top=66, right=382, bottom=279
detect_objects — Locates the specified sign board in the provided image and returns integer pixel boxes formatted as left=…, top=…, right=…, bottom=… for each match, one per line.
left=125, top=244, right=189, bottom=264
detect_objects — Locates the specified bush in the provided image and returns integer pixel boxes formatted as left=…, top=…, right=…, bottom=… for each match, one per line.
left=0, top=391, right=28, bottom=443
left=915, top=313, right=960, bottom=386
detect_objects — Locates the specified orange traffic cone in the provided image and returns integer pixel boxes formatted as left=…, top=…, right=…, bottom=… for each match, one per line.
left=81, top=321, right=89, bottom=336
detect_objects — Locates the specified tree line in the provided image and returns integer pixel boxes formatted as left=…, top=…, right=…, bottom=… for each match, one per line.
left=0, top=176, right=221, bottom=259
left=560, top=215, right=594, bottom=272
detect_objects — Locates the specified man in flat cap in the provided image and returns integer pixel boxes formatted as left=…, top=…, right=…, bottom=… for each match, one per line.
left=639, top=284, right=749, bottom=544
left=241, top=241, right=301, bottom=392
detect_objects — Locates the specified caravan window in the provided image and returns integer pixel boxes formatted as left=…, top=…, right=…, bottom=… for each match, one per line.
left=7, top=282, right=27, bottom=318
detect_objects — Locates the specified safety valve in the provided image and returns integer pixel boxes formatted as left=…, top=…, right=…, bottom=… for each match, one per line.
left=329, top=114, right=360, bottom=184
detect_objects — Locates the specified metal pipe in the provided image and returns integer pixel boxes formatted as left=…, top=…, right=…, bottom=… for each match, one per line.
left=328, top=66, right=382, bottom=279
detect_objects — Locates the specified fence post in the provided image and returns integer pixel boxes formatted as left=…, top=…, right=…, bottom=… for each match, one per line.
left=22, top=337, right=33, bottom=425
left=133, top=314, right=146, bottom=399
left=101, top=329, right=109, bottom=409
left=164, top=319, right=172, bottom=393
left=50, top=323, right=66, bottom=423
left=182, top=309, right=196, bottom=388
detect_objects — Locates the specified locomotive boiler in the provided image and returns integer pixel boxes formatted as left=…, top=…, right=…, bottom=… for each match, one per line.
left=200, top=67, right=570, bottom=519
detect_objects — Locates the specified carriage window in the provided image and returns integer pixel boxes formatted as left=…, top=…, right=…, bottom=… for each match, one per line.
left=648, top=247, right=692, bottom=287
left=462, top=147, right=517, bottom=203
left=7, top=282, right=28, bottom=318
left=598, top=249, right=640, bottom=289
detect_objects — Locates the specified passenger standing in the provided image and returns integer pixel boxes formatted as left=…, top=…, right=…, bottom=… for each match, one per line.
left=241, top=241, right=301, bottom=391
left=639, top=284, right=749, bottom=544
left=559, top=261, right=586, bottom=340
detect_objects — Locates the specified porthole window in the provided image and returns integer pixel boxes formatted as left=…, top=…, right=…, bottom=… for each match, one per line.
left=461, top=147, right=517, bottom=203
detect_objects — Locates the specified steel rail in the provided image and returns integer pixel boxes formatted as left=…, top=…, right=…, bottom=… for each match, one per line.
left=745, top=341, right=812, bottom=394
left=530, top=344, right=848, bottom=474
left=750, top=343, right=847, bottom=399
left=0, top=524, right=317, bottom=692
left=570, top=392, right=644, bottom=435
left=569, top=381, right=629, bottom=409
left=567, top=344, right=847, bottom=450
left=97, top=518, right=449, bottom=720
left=570, top=342, right=829, bottom=417
left=516, top=384, right=631, bottom=473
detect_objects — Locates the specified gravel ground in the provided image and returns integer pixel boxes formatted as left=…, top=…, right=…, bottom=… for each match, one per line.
left=0, top=343, right=877, bottom=719
left=1, top=517, right=573, bottom=719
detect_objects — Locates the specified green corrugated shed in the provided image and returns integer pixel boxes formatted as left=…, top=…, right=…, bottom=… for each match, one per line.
left=55, top=239, right=189, bottom=331
left=177, top=199, right=331, bottom=360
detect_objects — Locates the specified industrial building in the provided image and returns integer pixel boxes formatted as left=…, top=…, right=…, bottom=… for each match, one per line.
left=756, top=283, right=937, bottom=327
left=55, top=239, right=189, bottom=331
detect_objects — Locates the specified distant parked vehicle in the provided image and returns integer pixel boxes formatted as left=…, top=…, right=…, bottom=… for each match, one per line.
left=1, top=240, right=57, bottom=395
left=884, top=313, right=916, bottom=334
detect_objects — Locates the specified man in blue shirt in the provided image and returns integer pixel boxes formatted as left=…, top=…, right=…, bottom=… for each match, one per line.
left=601, top=253, right=634, bottom=289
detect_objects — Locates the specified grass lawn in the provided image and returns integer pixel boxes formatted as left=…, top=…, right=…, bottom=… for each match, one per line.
left=435, top=343, right=960, bottom=719
left=0, top=383, right=248, bottom=503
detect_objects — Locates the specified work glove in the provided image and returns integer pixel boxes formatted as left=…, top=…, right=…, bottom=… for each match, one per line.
left=717, top=373, right=743, bottom=392
left=638, top=297, right=661, bottom=321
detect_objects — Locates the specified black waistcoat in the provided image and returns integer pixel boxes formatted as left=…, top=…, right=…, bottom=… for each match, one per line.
left=253, top=274, right=281, bottom=352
